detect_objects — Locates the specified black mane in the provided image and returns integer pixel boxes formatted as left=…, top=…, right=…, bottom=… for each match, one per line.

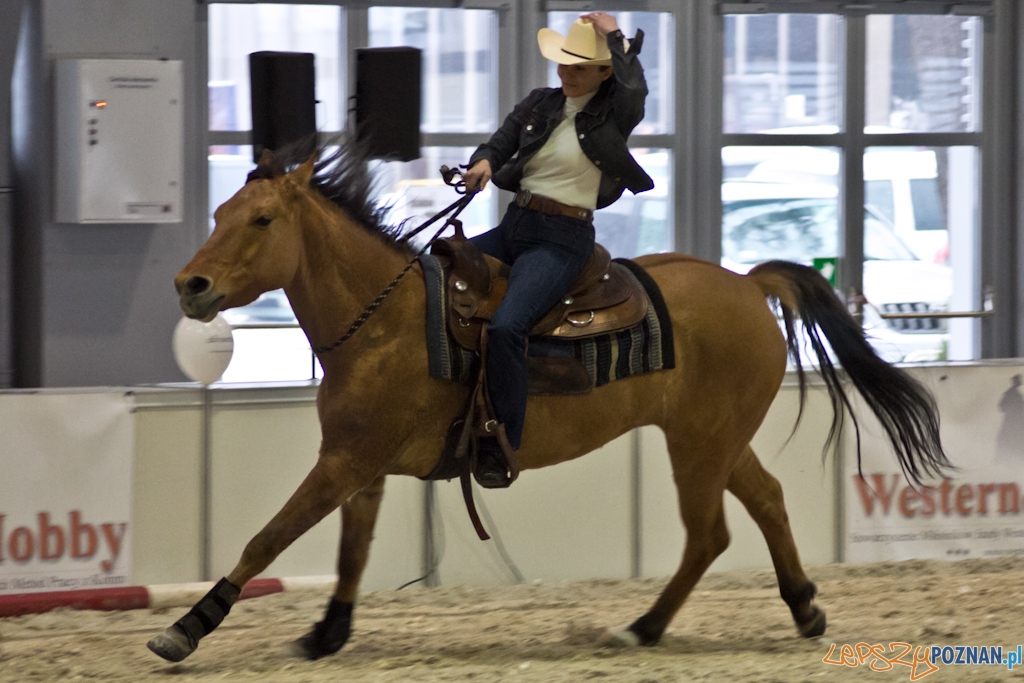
left=247, top=136, right=412, bottom=253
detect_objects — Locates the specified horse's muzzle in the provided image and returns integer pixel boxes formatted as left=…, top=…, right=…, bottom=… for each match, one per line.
left=179, top=294, right=225, bottom=322
left=175, top=274, right=225, bottom=321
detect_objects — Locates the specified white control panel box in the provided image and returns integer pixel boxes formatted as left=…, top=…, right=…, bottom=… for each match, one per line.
left=55, top=59, right=183, bottom=223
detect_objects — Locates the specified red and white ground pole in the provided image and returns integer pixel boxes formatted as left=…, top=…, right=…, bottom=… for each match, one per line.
left=0, top=575, right=336, bottom=618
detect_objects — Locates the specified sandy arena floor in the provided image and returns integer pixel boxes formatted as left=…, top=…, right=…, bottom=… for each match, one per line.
left=2, top=558, right=1024, bottom=682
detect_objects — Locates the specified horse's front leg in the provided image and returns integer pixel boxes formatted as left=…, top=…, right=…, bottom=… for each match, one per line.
left=292, top=474, right=386, bottom=660
left=147, top=451, right=375, bottom=662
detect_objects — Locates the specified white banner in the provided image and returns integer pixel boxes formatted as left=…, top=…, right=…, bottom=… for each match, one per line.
left=845, top=364, right=1024, bottom=563
left=0, top=392, right=134, bottom=594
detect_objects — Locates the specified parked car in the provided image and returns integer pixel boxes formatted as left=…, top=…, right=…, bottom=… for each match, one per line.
left=741, top=144, right=947, bottom=263
left=721, top=180, right=952, bottom=363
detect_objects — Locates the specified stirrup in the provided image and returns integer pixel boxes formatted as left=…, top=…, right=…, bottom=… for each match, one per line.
left=474, top=437, right=512, bottom=489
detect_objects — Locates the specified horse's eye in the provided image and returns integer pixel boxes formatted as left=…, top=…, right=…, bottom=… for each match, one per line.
left=254, top=216, right=273, bottom=227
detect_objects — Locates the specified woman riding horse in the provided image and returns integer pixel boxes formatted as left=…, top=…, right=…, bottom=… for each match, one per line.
left=464, top=12, right=653, bottom=488
left=148, top=35, right=948, bottom=663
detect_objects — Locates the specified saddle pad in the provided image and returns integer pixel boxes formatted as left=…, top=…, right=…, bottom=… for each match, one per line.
left=418, top=254, right=675, bottom=393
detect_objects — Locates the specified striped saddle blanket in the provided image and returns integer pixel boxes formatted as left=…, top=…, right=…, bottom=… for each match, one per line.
left=419, top=253, right=674, bottom=395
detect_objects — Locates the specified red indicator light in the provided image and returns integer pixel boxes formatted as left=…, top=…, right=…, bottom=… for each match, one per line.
left=91, top=100, right=108, bottom=109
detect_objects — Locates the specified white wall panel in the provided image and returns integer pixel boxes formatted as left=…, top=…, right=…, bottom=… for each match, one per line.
left=132, top=403, right=203, bottom=586
left=640, top=383, right=838, bottom=580
left=435, top=433, right=634, bottom=586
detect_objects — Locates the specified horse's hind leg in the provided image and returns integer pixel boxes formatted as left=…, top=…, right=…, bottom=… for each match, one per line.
left=611, top=439, right=733, bottom=646
left=726, top=445, right=826, bottom=638
left=293, top=474, right=386, bottom=660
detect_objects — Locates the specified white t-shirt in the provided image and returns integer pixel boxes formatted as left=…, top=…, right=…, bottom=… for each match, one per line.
left=519, top=91, right=602, bottom=210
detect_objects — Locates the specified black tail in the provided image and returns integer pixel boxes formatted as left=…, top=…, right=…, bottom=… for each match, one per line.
left=748, top=260, right=952, bottom=486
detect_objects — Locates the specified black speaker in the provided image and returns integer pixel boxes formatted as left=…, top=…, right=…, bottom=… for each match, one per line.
left=249, top=51, right=317, bottom=163
left=355, top=47, right=421, bottom=162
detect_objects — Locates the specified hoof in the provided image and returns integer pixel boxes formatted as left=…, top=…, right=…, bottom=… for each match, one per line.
left=290, top=627, right=347, bottom=661
left=290, top=599, right=353, bottom=661
left=147, top=624, right=197, bottom=662
left=598, top=625, right=642, bottom=648
left=797, top=607, right=827, bottom=638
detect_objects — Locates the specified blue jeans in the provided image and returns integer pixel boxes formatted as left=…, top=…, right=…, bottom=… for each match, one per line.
left=470, top=202, right=595, bottom=449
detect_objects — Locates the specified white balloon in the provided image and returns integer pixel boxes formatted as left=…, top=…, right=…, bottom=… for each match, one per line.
left=172, top=314, right=234, bottom=385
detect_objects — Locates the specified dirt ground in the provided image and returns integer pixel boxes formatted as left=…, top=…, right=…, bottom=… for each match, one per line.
left=2, top=558, right=1024, bottom=683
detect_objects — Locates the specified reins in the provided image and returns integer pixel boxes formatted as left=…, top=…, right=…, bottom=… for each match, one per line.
left=311, top=167, right=477, bottom=355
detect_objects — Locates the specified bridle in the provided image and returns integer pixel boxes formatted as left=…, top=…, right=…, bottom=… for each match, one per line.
left=310, top=166, right=477, bottom=355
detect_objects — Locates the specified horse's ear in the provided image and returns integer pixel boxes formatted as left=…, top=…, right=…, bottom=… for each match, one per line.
left=255, top=149, right=277, bottom=174
left=247, top=148, right=280, bottom=183
left=288, top=153, right=317, bottom=187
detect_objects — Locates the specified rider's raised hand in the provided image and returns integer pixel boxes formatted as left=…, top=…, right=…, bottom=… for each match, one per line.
left=580, top=11, right=619, bottom=39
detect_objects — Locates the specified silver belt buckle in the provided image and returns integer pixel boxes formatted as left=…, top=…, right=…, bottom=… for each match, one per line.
left=516, top=189, right=532, bottom=208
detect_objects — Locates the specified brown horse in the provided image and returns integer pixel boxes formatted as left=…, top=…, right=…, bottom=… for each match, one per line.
left=148, top=141, right=949, bottom=662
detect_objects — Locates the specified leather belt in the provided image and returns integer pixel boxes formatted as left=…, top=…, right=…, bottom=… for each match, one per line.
left=515, top=189, right=593, bottom=223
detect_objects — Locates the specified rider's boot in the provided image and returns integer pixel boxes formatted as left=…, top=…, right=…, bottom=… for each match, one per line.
left=474, top=437, right=513, bottom=489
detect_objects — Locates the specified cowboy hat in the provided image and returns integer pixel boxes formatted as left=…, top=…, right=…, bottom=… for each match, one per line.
left=537, top=18, right=612, bottom=66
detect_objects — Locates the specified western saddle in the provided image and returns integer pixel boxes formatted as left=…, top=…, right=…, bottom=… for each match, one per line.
left=424, top=225, right=650, bottom=540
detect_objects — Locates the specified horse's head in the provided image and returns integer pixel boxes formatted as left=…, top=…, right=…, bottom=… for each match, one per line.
left=175, top=151, right=316, bottom=321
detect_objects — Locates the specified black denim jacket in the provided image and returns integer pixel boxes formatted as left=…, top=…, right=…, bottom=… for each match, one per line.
left=468, top=30, right=654, bottom=210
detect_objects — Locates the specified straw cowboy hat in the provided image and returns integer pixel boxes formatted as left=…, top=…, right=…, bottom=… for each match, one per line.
left=538, top=18, right=612, bottom=66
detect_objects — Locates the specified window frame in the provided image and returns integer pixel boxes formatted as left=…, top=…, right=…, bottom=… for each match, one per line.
left=704, top=0, right=1014, bottom=360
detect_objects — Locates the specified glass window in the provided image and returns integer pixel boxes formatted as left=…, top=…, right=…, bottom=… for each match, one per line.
left=721, top=10, right=986, bottom=364
left=909, top=177, right=945, bottom=231
left=220, top=325, right=321, bottom=383
left=862, top=146, right=979, bottom=363
left=209, top=146, right=255, bottom=230
left=371, top=146, right=496, bottom=243
left=865, top=178, right=896, bottom=226
left=864, top=146, right=949, bottom=262
left=720, top=146, right=840, bottom=271
left=865, top=15, right=981, bottom=133
left=723, top=14, right=841, bottom=134
left=368, top=8, right=499, bottom=133
left=208, top=4, right=343, bottom=132
left=546, top=11, right=675, bottom=135
left=593, top=149, right=673, bottom=258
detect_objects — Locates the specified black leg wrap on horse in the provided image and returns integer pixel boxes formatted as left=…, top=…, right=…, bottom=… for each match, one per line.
left=293, top=599, right=354, bottom=660
left=627, top=615, right=663, bottom=647
left=178, top=577, right=242, bottom=645
left=781, top=580, right=827, bottom=638
left=779, top=579, right=816, bottom=611
left=147, top=578, right=241, bottom=662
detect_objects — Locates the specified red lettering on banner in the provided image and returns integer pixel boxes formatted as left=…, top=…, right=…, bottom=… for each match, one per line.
left=898, top=487, right=918, bottom=517
left=11, top=527, right=34, bottom=561
left=71, top=510, right=98, bottom=559
left=99, top=523, right=126, bottom=571
left=977, top=484, right=996, bottom=514
left=939, top=480, right=954, bottom=515
left=38, top=512, right=65, bottom=560
left=855, top=474, right=1024, bottom=519
left=955, top=485, right=974, bottom=515
left=1000, top=483, right=1021, bottom=513
left=0, top=512, right=128, bottom=567
left=854, top=474, right=900, bottom=516
left=918, top=487, right=936, bottom=516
